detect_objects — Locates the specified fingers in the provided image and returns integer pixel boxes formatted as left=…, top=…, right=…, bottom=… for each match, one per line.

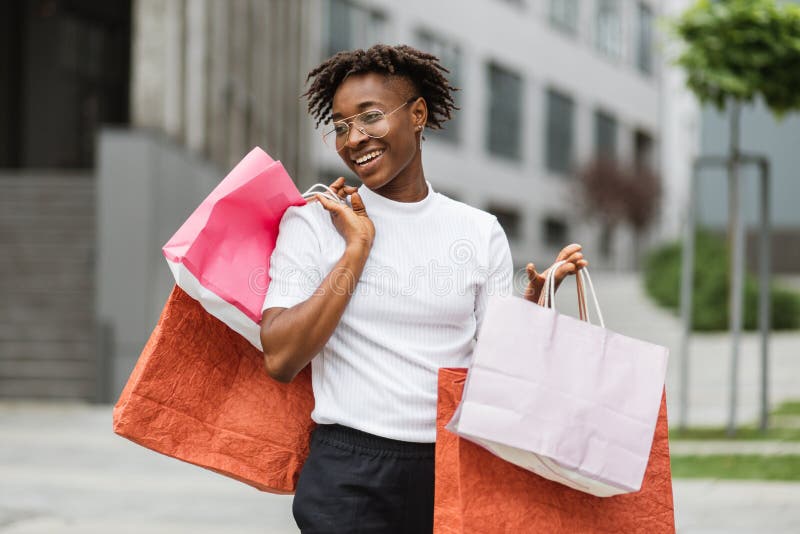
left=329, top=177, right=358, bottom=201
left=556, top=243, right=582, bottom=261
left=340, top=186, right=358, bottom=200
left=329, top=177, right=345, bottom=194
left=315, top=193, right=344, bottom=214
left=349, top=192, right=368, bottom=216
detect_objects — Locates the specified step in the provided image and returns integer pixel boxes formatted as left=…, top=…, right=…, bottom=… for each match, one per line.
left=0, top=340, right=95, bottom=360
left=0, top=377, right=95, bottom=400
left=0, top=359, right=96, bottom=380
left=0, top=306, right=94, bottom=327
left=0, top=273, right=94, bottom=293
left=0, top=322, right=94, bottom=342
left=0, top=213, right=94, bottom=225
left=3, top=243, right=95, bottom=262
left=0, top=278, right=93, bottom=293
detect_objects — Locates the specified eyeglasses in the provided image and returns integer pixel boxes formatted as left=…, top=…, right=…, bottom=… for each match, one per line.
left=322, top=97, right=418, bottom=152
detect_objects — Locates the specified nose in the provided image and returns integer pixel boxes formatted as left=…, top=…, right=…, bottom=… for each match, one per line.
left=345, top=124, right=369, bottom=148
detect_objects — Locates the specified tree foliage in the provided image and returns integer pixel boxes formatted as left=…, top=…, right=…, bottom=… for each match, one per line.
left=671, top=0, right=800, bottom=116
left=578, top=158, right=662, bottom=232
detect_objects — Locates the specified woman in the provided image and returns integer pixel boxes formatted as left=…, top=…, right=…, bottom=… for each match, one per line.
left=259, top=44, right=587, bottom=533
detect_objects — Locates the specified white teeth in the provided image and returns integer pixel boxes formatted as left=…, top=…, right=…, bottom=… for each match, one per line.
left=355, top=150, right=384, bottom=165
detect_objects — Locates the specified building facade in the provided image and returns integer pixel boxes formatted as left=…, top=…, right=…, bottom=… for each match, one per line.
left=2, top=0, right=679, bottom=401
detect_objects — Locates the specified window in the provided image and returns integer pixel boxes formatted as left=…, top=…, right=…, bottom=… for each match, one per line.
left=595, top=0, right=622, bottom=58
left=326, top=0, right=385, bottom=57
left=542, top=217, right=568, bottom=248
left=634, top=129, right=654, bottom=170
left=550, top=0, right=578, bottom=35
left=416, top=29, right=462, bottom=143
left=636, top=2, right=654, bottom=75
left=545, top=88, right=574, bottom=175
left=486, top=63, right=523, bottom=160
left=488, top=204, right=522, bottom=241
left=594, top=110, right=617, bottom=160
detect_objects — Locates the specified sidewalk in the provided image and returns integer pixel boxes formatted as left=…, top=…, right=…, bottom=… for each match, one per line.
left=3, top=402, right=800, bottom=533
left=0, top=403, right=296, bottom=534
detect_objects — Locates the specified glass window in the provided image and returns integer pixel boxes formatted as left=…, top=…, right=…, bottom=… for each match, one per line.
left=545, top=88, right=574, bottom=175
left=326, top=0, right=385, bottom=57
left=542, top=217, right=568, bottom=248
left=634, top=129, right=654, bottom=170
left=488, top=204, right=522, bottom=241
left=637, top=2, right=654, bottom=75
left=550, top=0, right=578, bottom=35
left=595, top=0, right=622, bottom=58
left=416, top=29, right=462, bottom=143
left=486, top=62, right=523, bottom=160
left=595, top=109, right=617, bottom=160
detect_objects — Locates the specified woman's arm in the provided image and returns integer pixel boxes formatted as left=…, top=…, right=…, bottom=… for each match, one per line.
left=260, top=190, right=374, bottom=383
left=260, top=243, right=370, bottom=383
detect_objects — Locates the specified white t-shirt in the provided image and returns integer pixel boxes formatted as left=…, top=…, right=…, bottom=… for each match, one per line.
left=262, top=180, right=513, bottom=442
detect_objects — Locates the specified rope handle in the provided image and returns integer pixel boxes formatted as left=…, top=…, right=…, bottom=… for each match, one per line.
left=537, top=260, right=605, bottom=328
left=301, top=183, right=347, bottom=205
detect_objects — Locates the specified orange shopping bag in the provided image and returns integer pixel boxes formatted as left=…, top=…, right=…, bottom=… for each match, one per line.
left=434, top=368, right=675, bottom=533
left=113, top=285, right=315, bottom=493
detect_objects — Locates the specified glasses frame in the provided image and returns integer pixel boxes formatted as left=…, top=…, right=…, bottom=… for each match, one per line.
left=323, top=96, right=420, bottom=152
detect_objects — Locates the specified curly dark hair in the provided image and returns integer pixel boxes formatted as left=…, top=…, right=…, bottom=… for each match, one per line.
left=303, top=44, right=458, bottom=130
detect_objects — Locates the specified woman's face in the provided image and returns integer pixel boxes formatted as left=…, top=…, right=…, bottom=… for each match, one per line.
left=330, top=72, right=426, bottom=191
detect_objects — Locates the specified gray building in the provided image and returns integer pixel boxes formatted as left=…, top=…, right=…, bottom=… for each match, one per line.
left=2, top=0, right=667, bottom=402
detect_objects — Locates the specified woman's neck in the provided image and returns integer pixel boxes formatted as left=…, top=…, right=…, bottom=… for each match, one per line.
left=371, top=157, right=427, bottom=203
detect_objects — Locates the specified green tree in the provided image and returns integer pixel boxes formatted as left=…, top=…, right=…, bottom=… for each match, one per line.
left=672, top=0, right=800, bottom=116
left=670, top=0, right=800, bottom=434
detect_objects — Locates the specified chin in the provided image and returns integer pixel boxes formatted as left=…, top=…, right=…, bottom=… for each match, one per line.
left=353, top=167, right=389, bottom=189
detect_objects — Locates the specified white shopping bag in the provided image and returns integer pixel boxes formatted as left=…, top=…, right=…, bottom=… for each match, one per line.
left=448, top=262, right=669, bottom=497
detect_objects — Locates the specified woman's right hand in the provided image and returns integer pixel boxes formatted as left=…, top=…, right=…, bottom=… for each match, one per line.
left=315, top=190, right=375, bottom=251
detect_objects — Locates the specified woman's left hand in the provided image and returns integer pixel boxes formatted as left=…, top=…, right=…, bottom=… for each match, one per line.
left=523, top=244, right=588, bottom=304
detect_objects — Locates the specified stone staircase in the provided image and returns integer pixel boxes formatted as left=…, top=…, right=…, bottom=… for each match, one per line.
left=0, top=173, right=97, bottom=400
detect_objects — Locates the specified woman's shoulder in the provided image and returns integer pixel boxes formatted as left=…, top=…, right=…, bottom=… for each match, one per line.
left=281, top=200, right=329, bottom=227
left=435, top=192, right=498, bottom=229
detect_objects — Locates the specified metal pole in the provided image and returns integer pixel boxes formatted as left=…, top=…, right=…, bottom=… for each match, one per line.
left=727, top=102, right=745, bottom=437
left=678, top=165, right=698, bottom=430
left=758, top=159, right=771, bottom=431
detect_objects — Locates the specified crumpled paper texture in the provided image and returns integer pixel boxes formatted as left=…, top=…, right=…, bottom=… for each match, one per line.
left=434, top=368, right=675, bottom=533
left=113, top=285, right=315, bottom=493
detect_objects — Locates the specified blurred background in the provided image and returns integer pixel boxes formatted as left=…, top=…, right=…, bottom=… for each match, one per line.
left=1, top=0, right=799, bottom=532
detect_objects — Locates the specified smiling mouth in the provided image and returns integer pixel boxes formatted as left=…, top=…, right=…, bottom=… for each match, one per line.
left=353, top=149, right=385, bottom=166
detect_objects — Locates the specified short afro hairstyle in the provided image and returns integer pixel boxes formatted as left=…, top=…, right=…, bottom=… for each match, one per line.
left=303, top=44, right=458, bottom=130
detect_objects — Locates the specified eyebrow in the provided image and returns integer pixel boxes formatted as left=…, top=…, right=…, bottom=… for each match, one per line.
left=332, top=101, right=384, bottom=121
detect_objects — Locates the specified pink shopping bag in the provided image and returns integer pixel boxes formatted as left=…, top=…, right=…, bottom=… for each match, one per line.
left=448, top=263, right=669, bottom=496
left=163, top=147, right=308, bottom=348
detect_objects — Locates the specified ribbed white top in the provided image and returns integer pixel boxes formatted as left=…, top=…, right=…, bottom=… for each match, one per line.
left=262, top=181, right=513, bottom=442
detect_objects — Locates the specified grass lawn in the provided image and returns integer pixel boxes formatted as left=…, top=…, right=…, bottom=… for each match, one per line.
left=772, top=400, right=800, bottom=417
left=670, top=455, right=800, bottom=481
left=669, top=426, right=800, bottom=441
left=670, top=399, right=800, bottom=441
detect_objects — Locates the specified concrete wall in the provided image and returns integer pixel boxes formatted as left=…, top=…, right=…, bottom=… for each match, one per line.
left=130, top=0, right=317, bottom=182
left=95, top=129, right=223, bottom=399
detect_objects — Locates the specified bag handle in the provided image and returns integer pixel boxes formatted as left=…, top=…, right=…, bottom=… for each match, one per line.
left=301, top=183, right=347, bottom=204
left=538, top=260, right=605, bottom=328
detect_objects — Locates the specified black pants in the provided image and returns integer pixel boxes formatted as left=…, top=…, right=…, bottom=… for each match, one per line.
left=292, top=424, right=436, bottom=534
